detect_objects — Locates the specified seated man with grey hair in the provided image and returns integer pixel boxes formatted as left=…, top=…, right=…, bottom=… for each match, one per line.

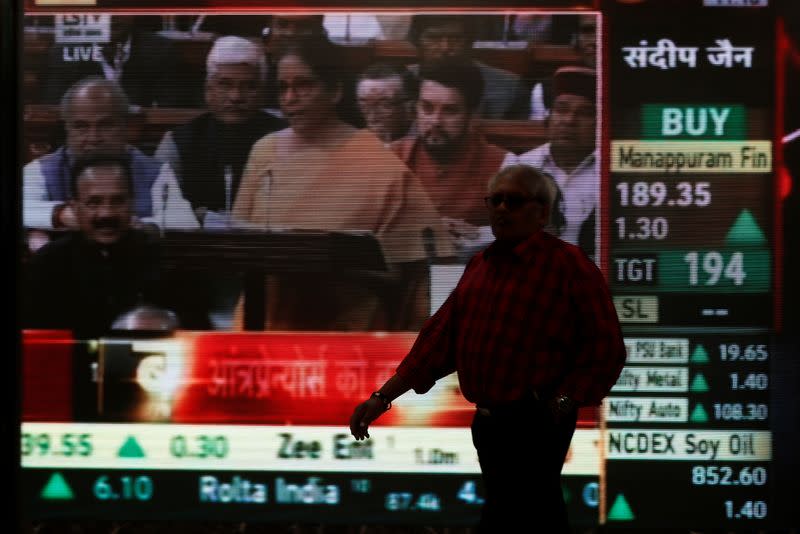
left=356, top=62, right=417, bottom=143
left=155, top=35, right=286, bottom=227
left=23, top=76, right=197, bottom=249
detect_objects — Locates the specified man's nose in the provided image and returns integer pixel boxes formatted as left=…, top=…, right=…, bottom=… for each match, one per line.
left=441, top=41, right=461, bottom=56
left=227, top=85, right=247, bottom=102
left=281, top=87, right=298, bottom=104
left=85, top=124, right=103, bottom=142
left=95, top=202, right=114, bottom=218
left=559, top=110, right=579, bottom=124
left=427, top=108, right=444, bottom=125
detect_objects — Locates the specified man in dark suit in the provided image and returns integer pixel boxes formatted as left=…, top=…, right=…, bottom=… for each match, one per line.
left=43, top=15, right=193, bottom=107
left=154, top=35, right=286, bottom=226
left=24, top=154, right=163, bottom=337
left=24, top=154, right=208, bottom=337
left=153, top=35, right=286, bottom=328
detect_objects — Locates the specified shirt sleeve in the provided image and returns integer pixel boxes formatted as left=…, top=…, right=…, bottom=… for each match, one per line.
left=395, top=288, right=458, bottom=394
left=501, top=151, right=519, bottom=168
left=23, top=160, right=60, bottom=230
left=395, top=253, right=482, bottom=393
left=141, top=163, right=200, bottom=230
left=529, top=82, right=549, bottom=121
left=154, top=130, right=182, bottom=178
left=557, top=250, right=627, bottom=406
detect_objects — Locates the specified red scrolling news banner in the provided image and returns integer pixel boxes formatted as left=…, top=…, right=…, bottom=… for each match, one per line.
left=22, top=330, right=599, bottom=426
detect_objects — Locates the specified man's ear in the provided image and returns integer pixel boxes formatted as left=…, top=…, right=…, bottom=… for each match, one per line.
left=204, top=79, right=213, bottom=105
left=538, top=203, right=552, bottom=229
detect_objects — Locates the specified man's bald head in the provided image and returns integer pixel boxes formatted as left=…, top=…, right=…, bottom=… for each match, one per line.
left=61, top=77, right=130, bottom=159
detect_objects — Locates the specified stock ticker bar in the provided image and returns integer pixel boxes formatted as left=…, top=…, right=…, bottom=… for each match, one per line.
left=20, top=330, right=604, bottom=524
left=20, top=423, right=600, bottom=474
left=23, top=468, right=601, bottom=524
left=605, top=3, right=774, bottom=527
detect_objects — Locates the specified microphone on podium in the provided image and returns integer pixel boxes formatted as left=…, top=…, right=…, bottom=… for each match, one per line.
left=423, top=226, right=436, bottom=265
left=224, top=165, right=233, bottom=227
left=160, top=180, right=169, bottom=237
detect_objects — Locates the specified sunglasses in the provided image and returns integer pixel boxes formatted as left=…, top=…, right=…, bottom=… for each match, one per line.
left=484, top=193, right=540, bottom=210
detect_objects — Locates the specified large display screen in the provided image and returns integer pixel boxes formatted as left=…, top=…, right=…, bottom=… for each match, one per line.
left=16, top=0, right=797, bottom=530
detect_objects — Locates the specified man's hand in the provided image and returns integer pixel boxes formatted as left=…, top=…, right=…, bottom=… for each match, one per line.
left=54, top=204, right=79, bottom=229
left=547, top=395, right=577, bottom=425
left=130, top=217, right=160, bottom=237
left=26, top=230, right=51, bottom=253
left=349, top=373, right=409, bottom=440
left=349, top=397, right=388, bottom=440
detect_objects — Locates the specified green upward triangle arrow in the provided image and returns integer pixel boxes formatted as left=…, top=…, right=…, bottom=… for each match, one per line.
left=690, top=345, right=710, bottom=364
left=608, top=494, right=635, bottom=521
left=690, top=373, right=710, bottom=393
left=41, top=472, right=74, bottom=500
left=118, top=436, right=146, bottom=458
left=725, top=209, right=767, bottom=246
left=690, top=403, right=710, bottom=423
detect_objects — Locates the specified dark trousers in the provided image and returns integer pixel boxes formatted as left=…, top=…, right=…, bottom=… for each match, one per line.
left=471, top=396, right=577, bottom=533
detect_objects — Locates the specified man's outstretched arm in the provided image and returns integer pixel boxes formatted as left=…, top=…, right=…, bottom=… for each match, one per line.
left=349, top=373, right=412, bottom=440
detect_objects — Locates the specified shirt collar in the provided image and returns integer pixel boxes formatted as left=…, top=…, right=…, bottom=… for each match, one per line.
left=483, top=230, right=548, bottom=263
left=542, top=146, right=597, bottom=174
left=65, top=145, right=134, bottom=164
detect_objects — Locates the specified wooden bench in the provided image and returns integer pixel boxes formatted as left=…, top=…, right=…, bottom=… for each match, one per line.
left=23, top=26, right=580, bottom=103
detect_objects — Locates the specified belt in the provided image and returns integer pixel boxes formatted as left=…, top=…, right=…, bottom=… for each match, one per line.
left=476, top=390, right=542, bottom=417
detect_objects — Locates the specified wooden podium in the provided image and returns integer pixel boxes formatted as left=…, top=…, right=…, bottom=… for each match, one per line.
left=159, top=229, right=387, bottom=330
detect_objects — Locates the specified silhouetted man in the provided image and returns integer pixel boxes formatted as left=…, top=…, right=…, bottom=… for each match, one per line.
left=351, top=164, right=626, bottom=533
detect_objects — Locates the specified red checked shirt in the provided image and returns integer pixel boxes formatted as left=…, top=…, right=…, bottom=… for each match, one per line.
left=396, top=230, right=626, bottom=407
